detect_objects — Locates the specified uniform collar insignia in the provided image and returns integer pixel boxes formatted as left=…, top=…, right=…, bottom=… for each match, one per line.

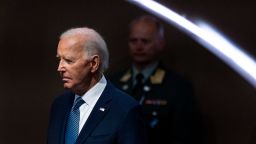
left=150, top=68, right=165, bottom=84
left=122, top=84, right=129, bottom=90
left=120, top=69, right=131, bottom=82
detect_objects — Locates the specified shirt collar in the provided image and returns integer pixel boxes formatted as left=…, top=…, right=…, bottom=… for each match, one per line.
left=132, top=62, right=159, bottom=81
left=74, top=75, right=107, bottom=106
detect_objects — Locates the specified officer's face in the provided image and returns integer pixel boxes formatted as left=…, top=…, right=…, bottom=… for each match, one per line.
left=56, top=36, right=92, bottom=93
left=129, top=21, right=163, bottom=66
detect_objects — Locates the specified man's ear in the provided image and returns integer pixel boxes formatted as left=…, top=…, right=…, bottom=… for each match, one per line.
left=90, top=55, right=100, bottom=73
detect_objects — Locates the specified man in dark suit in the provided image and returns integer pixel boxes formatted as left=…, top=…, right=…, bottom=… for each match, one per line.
left=47, top=27, right=148, bottom=144
left=110, top=15, right=204, bottom=144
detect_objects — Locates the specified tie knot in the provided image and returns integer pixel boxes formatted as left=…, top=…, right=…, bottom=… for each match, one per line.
left=136, top=73, right=144, bottom=82
left=73, top=97, right=85, bottom=111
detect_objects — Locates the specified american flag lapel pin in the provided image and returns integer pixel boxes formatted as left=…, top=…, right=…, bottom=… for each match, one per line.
left=99, top=107, right=105, bottom=112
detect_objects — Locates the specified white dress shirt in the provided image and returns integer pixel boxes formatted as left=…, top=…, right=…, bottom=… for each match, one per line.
left=74, top=75, right=107, bottom=133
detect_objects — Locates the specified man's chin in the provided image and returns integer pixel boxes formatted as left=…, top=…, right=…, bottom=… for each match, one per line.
left=133, top=59, right=150, bottom=65
left=63, top=83, right=72, bottom=89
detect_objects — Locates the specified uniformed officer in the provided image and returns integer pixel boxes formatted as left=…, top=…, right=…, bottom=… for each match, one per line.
left=110, top=15, right=203, bottom=144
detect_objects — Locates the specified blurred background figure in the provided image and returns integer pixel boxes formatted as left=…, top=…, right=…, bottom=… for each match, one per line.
left=110, top=15, right=204, bottom=144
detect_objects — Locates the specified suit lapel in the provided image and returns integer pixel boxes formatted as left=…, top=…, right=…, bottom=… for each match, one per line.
left=76, top=82, right=113, bottom=144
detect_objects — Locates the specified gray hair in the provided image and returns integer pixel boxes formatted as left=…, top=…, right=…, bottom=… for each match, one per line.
left=130, top=15, right=165, bottom=40
left=60, top=27, right=109, bottom=73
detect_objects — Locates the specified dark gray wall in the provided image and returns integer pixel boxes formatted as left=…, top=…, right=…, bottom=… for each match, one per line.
left=0, top=0, right=255, bottom=143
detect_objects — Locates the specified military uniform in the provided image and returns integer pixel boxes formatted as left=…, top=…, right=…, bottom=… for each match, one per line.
left=110, top=63, right=201, bottom=144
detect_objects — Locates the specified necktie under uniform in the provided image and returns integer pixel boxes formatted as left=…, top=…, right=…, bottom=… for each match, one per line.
left=65, top=97, right=85, bottom=144
left=132, top=73, right=144, bottom=100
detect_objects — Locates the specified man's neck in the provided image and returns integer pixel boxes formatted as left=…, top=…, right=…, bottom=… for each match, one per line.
left=74, top=73, right=103, bottom=96
left=134, top=61, right=159, bottom=72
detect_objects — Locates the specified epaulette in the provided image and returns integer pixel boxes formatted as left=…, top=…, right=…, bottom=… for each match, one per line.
left=120, top=69, right=132, bottom=82
left=150, top=68, right=165, bottom=84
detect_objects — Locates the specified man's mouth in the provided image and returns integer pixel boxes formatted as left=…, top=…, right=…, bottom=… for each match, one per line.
left=62, top=77, right=71, bottom=82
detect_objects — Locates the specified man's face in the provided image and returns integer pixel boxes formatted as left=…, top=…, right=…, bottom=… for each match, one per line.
left=128, top=21, right=163, bottom=66
left=57, top=36, right=92, bottom=92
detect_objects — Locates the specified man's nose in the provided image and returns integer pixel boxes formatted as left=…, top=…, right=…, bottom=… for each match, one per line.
left=135, top=41, right=144, bottom=50
left=57, top=60, right=64, bottom=72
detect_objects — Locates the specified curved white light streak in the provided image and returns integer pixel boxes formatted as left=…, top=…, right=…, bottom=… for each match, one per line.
left=128, top=0, right=256, bottom=88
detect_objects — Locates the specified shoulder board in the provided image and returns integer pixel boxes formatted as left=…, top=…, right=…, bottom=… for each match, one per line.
left=150, top=68, right=165, bottom=84
left=120, top=70, right=132, bottom=82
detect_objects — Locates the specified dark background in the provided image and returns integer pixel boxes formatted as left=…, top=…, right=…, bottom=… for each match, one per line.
left=0, top=0, right=255, bottom=143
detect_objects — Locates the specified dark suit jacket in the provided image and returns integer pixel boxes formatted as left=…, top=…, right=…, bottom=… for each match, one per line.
left=47, top=81, right=148, bottom=144
left=110, top=64, right=204, bottom=144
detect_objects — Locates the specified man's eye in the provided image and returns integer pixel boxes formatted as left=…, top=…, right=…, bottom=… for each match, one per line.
left=65, top=59, right=73, bottom=64
left=129, top=38, right=138, bottom=43
left=141, top=39, right=149, bottom=44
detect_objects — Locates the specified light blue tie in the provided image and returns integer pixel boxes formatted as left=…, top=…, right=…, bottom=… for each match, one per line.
left=65, top=97, right=85, bottom=144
